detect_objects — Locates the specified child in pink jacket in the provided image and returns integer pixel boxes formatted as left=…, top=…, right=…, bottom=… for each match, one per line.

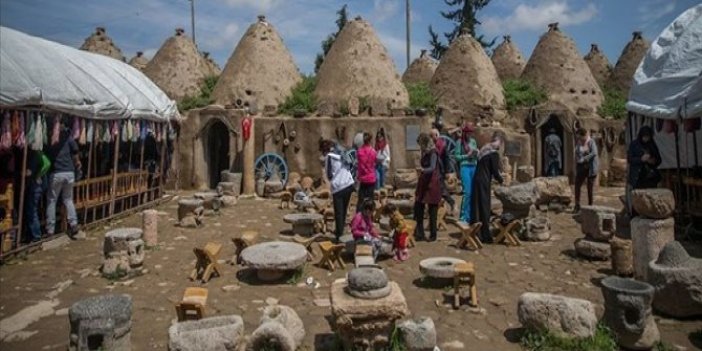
left=351, top=199, right=382, bottom=260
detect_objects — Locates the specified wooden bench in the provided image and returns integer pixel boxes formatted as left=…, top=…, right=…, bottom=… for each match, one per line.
left=190, top=242, right=222, bottom=283
left=175, top=287, right=208, bottom=321
left=454, top=222, right=483, bottom=250
left=453, top=262, right=478, bottom=309
left=318, top=241, right=345, bottom=272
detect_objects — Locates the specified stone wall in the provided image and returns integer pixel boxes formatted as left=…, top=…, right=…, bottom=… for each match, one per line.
left=178, top=107, right=540, bottom=190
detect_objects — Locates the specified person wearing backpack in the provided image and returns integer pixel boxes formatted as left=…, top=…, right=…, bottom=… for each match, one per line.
left=23, top=150, right=49, bottom=242
left=544, top=128, right=562, bottom=177
left=320, top=139, right=355, bottom=242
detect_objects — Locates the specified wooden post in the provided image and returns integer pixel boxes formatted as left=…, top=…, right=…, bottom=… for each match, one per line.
left=159, top=123, right=167, bottom=198
left=16, top=110, right=30, bottom=248
left=109, top=122, right=121, bottom=216
left=242, top=117, right=255, bottom=195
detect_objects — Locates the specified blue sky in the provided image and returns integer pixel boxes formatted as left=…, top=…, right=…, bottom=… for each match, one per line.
left=0, top=0, right=696, bottom=75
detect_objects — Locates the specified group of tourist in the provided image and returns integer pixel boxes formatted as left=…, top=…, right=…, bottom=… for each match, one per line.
left=318, top=121, right=663, bottom=260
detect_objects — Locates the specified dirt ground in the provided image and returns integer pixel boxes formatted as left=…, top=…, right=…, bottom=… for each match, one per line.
left=1, top=187, right=700, bottom=351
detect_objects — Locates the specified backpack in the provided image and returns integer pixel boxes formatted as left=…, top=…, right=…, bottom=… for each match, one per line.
left=334, top=144, right=354, bottom=170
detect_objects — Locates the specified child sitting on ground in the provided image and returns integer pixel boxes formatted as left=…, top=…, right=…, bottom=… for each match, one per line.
left=383, top=203, right=410, bottom=261
left=351, top=199, right=382, bottom=260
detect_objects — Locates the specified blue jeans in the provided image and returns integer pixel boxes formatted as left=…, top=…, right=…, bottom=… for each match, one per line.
left=376, top=165, right=386, bottom=190
left=25, top=178, right=44, bottom=241
left=459, top=164, right=476, bottom=222
left=46, top=172, right=77, bottom=234
left=546, top=162, right=560, bottom=177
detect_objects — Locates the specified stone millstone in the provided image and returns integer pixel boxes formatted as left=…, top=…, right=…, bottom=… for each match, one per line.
left=631, top=189, right=675, bottom=219
left=239, top=241, right=307, bottom=271
left=346, top=267, right=391, bottom=299
left=419, top=257, right=467, bottom=279
left=647, top=241, right=702, bottom=318
left=397, top=317, right=437, bottom=351
left=574, top=238, right=611, bottom=260
left=517, top=292, right=597, bottom=339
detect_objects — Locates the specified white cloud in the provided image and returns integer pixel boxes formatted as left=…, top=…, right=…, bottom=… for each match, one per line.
left=201, top=23, right=241, bottom=51
left=221, top=0, right=281, bottom=12
left=378, top=31, right=422, bottom=71
left=638, top=0, right=676, bottom=24
left=482, top=1, right=598, bottom=35
left=372, top=0, right=400, bottom=21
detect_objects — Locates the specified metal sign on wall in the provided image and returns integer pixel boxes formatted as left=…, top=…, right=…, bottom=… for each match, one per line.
left=504, top=140, right=522, bottom=156
left=406, top=125, right=420, bottom=151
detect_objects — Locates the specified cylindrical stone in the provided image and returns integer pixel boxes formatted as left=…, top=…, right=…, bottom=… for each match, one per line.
left=610, top=237, right=633, bottom=276
left=142, top=210, right=158, bottom=247
left=631, top=217, right=674, bottom=281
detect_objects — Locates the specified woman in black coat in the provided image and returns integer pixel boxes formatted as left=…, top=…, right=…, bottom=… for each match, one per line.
left=472, top=133, right=504, bottom=243
left=627, top=126, right=662, bottom=215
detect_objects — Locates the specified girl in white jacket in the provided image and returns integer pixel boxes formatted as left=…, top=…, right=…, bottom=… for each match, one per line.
left=320, top=139, right=355, bottom=241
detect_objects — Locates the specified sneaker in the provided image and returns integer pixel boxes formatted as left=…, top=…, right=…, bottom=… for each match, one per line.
left=67, top=226, right=79, bottom=240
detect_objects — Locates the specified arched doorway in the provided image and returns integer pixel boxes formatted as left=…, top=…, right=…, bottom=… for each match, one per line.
left=205, top=120, right=230, bottom=189
left=540, top=114, right=565, bottom=177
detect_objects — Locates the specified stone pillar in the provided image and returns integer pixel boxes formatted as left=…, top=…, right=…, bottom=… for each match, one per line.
left=69, top=294, right=132, bottom=351
left=631, top=217, right=674, bottom=281
left=242, top=118, right=255, bottom=196
left=102, top=228, right=144, bottom=279
left=142, top=210, right=158, bottom=247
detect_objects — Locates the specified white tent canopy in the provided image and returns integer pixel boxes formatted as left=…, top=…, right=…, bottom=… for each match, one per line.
left=0, top=26, right=180, bottom=122
left=626, top=4, right=702, bottom=120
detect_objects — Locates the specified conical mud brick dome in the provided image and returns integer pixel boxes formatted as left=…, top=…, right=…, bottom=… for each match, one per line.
left=611, top=32, right=650, bottom=93
left=314, top=18, right=408, bottom=115
left=128, top=52, right=149, bottom=71
left=521, top=23, right=603, bottom=115
left=212, top=16, right=301, bottom=109
left=583, top=44, right=611, bottom=89
left=201, top=52, right=221, bottom=77
left=430, top=30, right=505, bottom=120
left=80, top=27, right=125, bottom=61
left=143, top=28, right=207, bottom=102
left=491, top=35, right=526, bottom=82
left=402, top=50, right=438, bottom=85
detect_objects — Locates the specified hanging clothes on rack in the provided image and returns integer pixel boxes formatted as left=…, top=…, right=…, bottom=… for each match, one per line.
left=26, top=112, right=36, bottom=147
left=72, top=116, right=80, bottom=140
left=15, top=111, right=26, bottom=147
left=32, top=113, right=43, bottom=151
left=86, top=120, right=94, bottom=143
left=10, top=111, right=20, bottom=145
left=41, top=114, right=48, bottom=146
left=131, top=121, right=139, bottom=142
left=121, top=120, right=128, bottom=142
left=79, top=119, right=87, bottom=145
left=0, top=111, right=11, bottom=150
left=51, top=115, right=60, bottom=145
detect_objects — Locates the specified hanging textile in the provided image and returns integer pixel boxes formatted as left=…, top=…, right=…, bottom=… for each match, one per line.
left=121, top=121, right=128, bottom=142
left=79, top=119, right=87, bottom=145
left=86, top=120, right=94, bottom=143
left=103, top=121, right=111, bottom=143
left=139, top=120, right=147, bottom=140
left=51, top=115, right=60, bottom=145
left=41, top=114, right=48, bottom=145
left=32, top=113, right=43, bottom=151
left=26, top=112, right=36, bottom=147
left=15, top=111, right=25, bottom=147
left=156, top=123, right=162, bottom=143
left=132, top=120, right=140, bottom=142
left=72, top=116, right=80, bottom=140
left=0, top=111, right=11, bottom=150
left=10, top=111, right=20, bottom=145
left=168, top=122, right=177, bottom=141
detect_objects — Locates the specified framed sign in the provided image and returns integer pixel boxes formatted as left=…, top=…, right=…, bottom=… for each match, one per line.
left=504, top=140, right=522, bottom=156
left=406, top=125, right=420, bottom=151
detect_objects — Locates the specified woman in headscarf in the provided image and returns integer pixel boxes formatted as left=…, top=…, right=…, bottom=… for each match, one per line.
left=472, top=132, right=504, bottom=243
left=414, top=133, right=442, bottom=241
left=375, top=129, right=390, bottom=190
left=453, top=123, right=478, bottom=223
left=573, top=128, right=599, bottom=213
left=627, top=126, right=661, bottom=215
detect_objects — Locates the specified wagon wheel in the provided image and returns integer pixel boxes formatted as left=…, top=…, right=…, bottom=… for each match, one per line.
left=254, top=152, right=289, bottom=186
left=345, top=149, right=358, bottom=178
left=440, top=135, right=458, bottom=173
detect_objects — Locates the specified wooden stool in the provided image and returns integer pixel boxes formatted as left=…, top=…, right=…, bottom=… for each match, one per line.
left=231, top=231, right=258, bottom=264
left=453, top=262, right=478, bottom=309
left=175, top=287, right=208, bottom=321
left=318, top=241, right=345, bottom=272
left=437, top=205, right=448, bottom=231
left=404, top=220, right=417, bottom=248
left=454, top=222, right=483, bottom=250
left=354, top=243, right=376, bottom=268
left=279, top=192, right=293, bottom=209
left=293, top=233, right=326, bottom=260
left=190, top=242, right=222, bottom=283
left=493, top=219, right=521, bottom=246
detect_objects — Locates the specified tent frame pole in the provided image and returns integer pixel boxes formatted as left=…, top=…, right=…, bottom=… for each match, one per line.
left=109, top=122, right=120, bottom=216
left=16, top=110, right=30, bottom=249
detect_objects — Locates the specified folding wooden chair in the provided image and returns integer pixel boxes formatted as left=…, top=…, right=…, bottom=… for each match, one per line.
left=231, top=231, right=258, bottom=264
left=293, top=233, right=326, bottom=260
left=454, top=222, right=483, bottom=250
left=190, top=242, right=222, bottom=283
left=175, top=287, right=208, bottom=321
left=318, top=241, right=345, bottom=272
left=354, top=243, right=376, bottom=267
left=453, top=262, right=478, bottom=309
left=437, top=205, right=448, bottom=231
left=493, top=219, right=521, bottom=246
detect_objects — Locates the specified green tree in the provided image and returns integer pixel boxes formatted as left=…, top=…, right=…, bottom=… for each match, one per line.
left=428, top=0, right=495, bottom=60
left=314, top=4, right=348, bottom=73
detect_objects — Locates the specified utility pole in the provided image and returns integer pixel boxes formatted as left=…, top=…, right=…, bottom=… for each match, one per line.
left=406, top=0, right=411, bottom=69
left=189, top=0, right=196, bottom=47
